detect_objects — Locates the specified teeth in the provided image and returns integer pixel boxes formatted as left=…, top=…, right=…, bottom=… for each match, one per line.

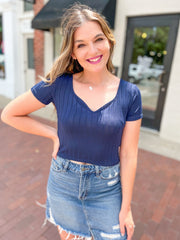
left=89, top=56, right=101, bottom=62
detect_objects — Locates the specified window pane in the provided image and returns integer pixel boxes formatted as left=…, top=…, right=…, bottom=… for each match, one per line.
left=0, top=15, right=5, bottom=79
left=128, top=26, right=169, bottom=116
left=27, top=38, right=34, bottom=69
left=24, top=2, right=33, bottom=11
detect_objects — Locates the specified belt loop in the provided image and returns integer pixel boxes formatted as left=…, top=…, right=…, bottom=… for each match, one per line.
left=95, top=166, right=100, bottom=176
left=63, top=159, right=69, bottom=171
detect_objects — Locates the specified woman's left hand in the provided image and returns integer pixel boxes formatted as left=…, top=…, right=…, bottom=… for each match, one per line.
left=119, top=208, right=135, bottom=240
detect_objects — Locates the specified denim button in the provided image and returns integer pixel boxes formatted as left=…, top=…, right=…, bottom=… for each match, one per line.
left=81, top=166, right=89, bottom=171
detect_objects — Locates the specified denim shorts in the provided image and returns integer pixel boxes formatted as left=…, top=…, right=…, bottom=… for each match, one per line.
left=45, top=156, right=127, bottom=240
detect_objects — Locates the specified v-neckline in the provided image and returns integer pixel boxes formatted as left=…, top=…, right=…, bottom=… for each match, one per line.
left=71, top=75, right=122, bottom=113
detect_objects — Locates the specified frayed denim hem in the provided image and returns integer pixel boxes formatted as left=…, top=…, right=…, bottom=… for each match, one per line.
left=36, top=201, right=92, bottom=240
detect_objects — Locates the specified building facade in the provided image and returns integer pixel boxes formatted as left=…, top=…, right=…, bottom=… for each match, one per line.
left=0, top=0, right=180, bottom=144
left=113, top=0, right=180, bottom=143
left=0, top=0, right=36, bottom=98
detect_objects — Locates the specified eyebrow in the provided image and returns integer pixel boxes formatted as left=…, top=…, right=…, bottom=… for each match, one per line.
left=74, top=33, right=105, bottom=44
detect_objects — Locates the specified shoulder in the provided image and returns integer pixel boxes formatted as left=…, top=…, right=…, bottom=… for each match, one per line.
left=39, top=73, right=72, bottom=90
left=120, top=79, right=141, bottom=96
left=52, top=73, right=72, bottom=85
left=32, top=73, right=72, bottom=92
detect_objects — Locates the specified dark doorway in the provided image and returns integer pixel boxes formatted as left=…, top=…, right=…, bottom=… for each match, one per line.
left=122, top=14, right=180, bottom=130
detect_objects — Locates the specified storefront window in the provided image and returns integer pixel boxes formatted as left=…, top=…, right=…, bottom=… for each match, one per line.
left=0, top=15, right=5, bottom=79
left=54, top=28, right=63, bottom=59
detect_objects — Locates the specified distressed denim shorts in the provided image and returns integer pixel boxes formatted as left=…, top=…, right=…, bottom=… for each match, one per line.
left=45, top=156, right=127, bottom=240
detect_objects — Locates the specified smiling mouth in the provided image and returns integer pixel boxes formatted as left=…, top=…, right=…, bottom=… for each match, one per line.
left=87, top=55, right=103, bottom=64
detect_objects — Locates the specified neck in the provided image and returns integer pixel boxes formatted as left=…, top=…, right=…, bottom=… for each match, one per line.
left=81, top=69, right=112, bottom=86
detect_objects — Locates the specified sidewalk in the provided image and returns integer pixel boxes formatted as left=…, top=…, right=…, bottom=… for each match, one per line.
left=0, top=116, right=179, bottom=240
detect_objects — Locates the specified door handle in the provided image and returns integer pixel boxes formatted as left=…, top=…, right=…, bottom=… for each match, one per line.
left=159, top=71, right=166, bottom=92
left=159, top=70, right=166, bottom=85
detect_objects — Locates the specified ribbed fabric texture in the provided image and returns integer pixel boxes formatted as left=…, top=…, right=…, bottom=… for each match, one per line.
left=31, top=74, right=143, bottom=166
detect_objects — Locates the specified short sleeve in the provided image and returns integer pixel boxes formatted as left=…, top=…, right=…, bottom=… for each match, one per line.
left=31, top=80, right=55, bottom=105
left=126, top=85, right=143, bottom=121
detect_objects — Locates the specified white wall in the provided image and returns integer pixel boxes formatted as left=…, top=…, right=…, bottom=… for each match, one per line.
left=16, top=1, right=34, bottom=96
left=0, top=0, right=35, bottom=100
left=113, top=0, right=180, bottom=143
left=160, top=23, right=180, bottom=143
left=0, top=0, right=18, bottom=99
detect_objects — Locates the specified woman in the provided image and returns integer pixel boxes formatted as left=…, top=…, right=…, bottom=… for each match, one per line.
left=1, top=3, right=143, bottom=240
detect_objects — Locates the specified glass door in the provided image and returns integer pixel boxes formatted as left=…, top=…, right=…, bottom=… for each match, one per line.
left=122, top=15, right=180, bottom=130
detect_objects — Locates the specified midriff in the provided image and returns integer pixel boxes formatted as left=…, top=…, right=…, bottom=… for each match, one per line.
left=70, top=160, right=92, bottom=165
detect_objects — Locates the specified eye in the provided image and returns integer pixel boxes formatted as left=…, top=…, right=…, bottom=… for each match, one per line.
left=95, top=38, right=104, bottom=42
left=77, top=44, right=85, bottom=48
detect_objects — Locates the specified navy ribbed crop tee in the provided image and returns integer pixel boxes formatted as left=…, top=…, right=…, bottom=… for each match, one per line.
left=31, top=74, right=143, bottom=166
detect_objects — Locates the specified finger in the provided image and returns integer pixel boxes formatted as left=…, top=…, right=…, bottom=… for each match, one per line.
left=126, top=224, right=134, bottom=240
left=52, top=152, right=57, bottom=160
left=52, top=141, right=60, bottom=160
left=120, top=222, right=126, bottom=236
left=52, top=147, right=58, bottom=159
left=119, top=214, right=126, bottom=236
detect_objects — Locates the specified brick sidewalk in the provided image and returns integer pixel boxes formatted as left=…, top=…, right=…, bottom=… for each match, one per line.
left=0, top=116, right=179, bottom=240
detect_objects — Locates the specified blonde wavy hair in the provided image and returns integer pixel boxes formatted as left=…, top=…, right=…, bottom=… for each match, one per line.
left=45, top=3, right=116, bottom=84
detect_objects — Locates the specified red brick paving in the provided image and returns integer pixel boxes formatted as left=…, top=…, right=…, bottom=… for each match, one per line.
left=0, top=114, right=179, bottom=240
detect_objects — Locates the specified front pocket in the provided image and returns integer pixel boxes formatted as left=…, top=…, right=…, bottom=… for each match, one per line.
left=51, top=158, right=64, bottom=172
left=100, top=166, right=120, bottom=180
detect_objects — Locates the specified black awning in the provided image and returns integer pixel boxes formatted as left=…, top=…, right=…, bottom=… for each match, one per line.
left=32, top=0, right=116, bottom=31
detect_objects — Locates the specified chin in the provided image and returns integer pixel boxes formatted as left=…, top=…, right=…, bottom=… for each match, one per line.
left=86, top=64, right=108, bottom=73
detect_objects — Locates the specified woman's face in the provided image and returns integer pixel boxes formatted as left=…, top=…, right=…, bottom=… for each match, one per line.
left=72, top=21, right=111, bottom=73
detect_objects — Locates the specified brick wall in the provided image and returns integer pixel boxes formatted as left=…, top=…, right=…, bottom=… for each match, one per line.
left=33, top=0, right=44, bottom=82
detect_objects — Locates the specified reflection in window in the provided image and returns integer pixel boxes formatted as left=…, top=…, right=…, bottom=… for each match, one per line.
left=128, top=26, right=169, bottom=113
left=132, top=27, right=169, bottom=66
left=0, top=15, right=5, bottom=79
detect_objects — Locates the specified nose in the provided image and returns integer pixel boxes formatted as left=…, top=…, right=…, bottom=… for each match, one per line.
left=88, top=42, right=97, bottom=55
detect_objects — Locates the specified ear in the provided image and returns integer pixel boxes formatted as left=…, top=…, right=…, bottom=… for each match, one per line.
left=71, top=52, right=76, bottom=60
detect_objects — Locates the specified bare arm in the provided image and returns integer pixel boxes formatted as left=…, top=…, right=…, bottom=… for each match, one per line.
left=119, top=119, right=141, bottom=238
left=1, top=90, right=59, bottom=158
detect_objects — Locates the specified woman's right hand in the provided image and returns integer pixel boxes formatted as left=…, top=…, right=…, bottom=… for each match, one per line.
left=52, top=135, right=60, bottom=160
